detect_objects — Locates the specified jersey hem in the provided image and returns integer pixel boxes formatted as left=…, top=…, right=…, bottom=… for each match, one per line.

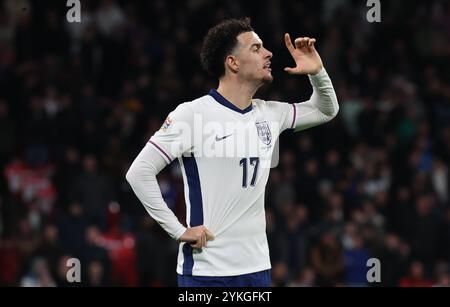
left=176, top=263, right=271, bottom=277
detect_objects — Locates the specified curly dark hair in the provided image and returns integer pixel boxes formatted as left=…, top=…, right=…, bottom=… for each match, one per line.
left=200, top=18, right=254, bottom=79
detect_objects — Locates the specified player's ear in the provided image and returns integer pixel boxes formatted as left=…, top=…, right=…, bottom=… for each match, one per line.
left=225, top=55, right=239, bottom=73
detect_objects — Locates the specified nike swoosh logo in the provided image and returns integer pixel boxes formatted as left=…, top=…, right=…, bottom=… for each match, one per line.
left=215, top=134, right=233, bottom=141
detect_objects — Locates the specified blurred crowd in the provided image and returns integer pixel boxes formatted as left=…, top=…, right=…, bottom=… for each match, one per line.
left=0, top=0, right=449, bottom=287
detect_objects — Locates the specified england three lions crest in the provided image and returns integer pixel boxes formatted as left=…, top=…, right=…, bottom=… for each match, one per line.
left=256, top=121, right=272, bottom=145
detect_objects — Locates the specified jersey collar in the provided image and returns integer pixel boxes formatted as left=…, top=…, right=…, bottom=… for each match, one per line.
left=208, top=89, right=253, bottom=114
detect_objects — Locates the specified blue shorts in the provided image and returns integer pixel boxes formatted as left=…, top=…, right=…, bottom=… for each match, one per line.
left=178, top=269, right=271, bottom=287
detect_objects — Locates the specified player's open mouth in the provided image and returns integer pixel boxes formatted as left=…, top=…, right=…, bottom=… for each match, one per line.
left=263, top=62, right=271, bottom=72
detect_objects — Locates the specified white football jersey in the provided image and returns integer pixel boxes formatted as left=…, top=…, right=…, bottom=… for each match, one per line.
left=149, top=89, right=297, bottom=276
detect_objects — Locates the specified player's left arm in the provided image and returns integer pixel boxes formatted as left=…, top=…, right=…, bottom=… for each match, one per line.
left=284, top=33, right=339, bottom=132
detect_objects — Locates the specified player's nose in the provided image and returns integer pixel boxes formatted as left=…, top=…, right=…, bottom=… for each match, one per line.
left=263, top=47, right=272, bottom=59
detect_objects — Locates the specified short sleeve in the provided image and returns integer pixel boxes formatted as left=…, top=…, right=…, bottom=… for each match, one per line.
left=149, top=103, right=194, bottom=163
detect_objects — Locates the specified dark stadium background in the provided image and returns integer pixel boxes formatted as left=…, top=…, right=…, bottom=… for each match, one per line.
left=0, top=0, right=449, bottom=287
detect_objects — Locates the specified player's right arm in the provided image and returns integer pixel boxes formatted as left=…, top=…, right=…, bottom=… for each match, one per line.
left=126, top=143, right=187, bottom=240
left=126, top=103, right=213, bottom=247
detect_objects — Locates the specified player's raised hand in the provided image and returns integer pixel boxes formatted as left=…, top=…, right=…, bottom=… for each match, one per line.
left=284, top=33, right=323, bottom=75
left=179, top=225, right=214, bottom=249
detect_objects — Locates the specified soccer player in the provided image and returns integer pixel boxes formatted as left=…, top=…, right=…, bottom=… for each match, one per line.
left=126, top=18, right=339, bottom=287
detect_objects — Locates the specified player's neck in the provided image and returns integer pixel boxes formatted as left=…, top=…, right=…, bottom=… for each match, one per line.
left=216, top=80, right=258, bottom=111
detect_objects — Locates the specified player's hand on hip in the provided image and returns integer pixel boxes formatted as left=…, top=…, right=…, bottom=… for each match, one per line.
left=284, top=33, right=323, bottom=75
left=179, top=225, right=214, bottom=249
